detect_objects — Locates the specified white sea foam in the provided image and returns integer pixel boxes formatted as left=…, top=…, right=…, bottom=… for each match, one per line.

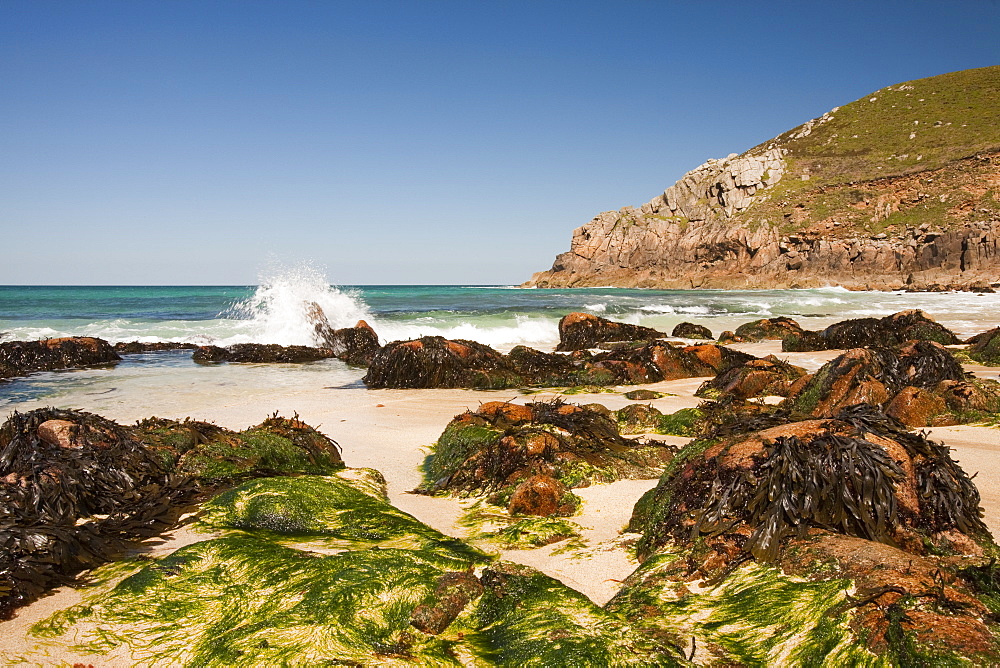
left=585, top=302, right=608, bottom=313
left=219, top=263, right=374, bottom=347
left=375, top=316, right=558, bottom=351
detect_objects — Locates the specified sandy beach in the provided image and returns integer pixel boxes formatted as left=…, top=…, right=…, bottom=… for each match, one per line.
left=2, top=338, right=999, bottom=664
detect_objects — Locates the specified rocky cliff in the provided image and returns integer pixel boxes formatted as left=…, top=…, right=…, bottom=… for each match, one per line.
left=525, top=66, right=1000, bottom=290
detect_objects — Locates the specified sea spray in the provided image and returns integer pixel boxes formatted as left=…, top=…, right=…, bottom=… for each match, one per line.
left=223, top=263, right=373, bottom=346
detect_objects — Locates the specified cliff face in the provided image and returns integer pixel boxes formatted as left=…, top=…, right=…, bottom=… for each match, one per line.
left=526, top=66, right=1000, bottom=291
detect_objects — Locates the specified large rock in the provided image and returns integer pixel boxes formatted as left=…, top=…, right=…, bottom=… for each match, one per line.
left=0, top=337, right=120, bottom=379
left=733, top=316, right=804, bottom=342
left=418, top=399, right=674, bottom=505
left=306, top=301, right=381, bottom=366
left=786, top=341, right=973, bottom=423
left=555, top=312, right=665, bottom=352
left=113, top=341, right=199, bottom=354
left=696, top=355, right=807, bottom=400
left=819, top=309, right=959, bottom=349
left=363, top=337, right=521, bottom=389
left=967, top=326, right=1000, bottom=365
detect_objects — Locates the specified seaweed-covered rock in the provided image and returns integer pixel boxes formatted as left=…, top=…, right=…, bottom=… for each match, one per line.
left=192, top=343, right=334, bottom=364
left=324, top=320, right=381, bottom=366
left=615, top=403, right=665, bottom=434
left=821, top=309, right=960, bottom=349
left=696, top=355, right=806, bottom=400
left=555, top=312, right=665, bottom=352
left=967, top=326, right=1000, bottom=365
left=631, top=405, right=989, bottom=563
left=786, top=341, right=972, bottom=424
left=131, top=414, right=344, bottom=481
left=363, top=336, right=522, bottom=389
left=505, top=344, right=580, bottom=385
left=884, top=386, right=951, bottom=427
left=0, top=408, right=197, bottom=617
left=780, top=329, right=829, bottom=352
left=419, top=399, right=674, bottom=510
left=113, top=341, right=199, bottom=353
left=586, top=341, right=755, bottom=386
left=507, top=474, right=574, bottom=517
left=733, top=316, right=804, bottom=342
left=621, top=404, right=1000, bottom=664
left=0, top=337, right=120, bottom=379
left=671, top=322, right=713, bottom=340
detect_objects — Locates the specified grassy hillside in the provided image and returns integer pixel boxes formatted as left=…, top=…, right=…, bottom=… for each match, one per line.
left=742, top=66, right=1000, bottom=236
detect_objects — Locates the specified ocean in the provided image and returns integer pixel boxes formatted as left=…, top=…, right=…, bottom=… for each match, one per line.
left=2, top=265, right=999, bottom=413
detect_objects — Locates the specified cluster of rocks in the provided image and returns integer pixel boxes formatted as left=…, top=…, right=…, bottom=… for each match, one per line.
left=419, top=399, right=675, bottom=516
left=361, top=314, right=753, bottom=389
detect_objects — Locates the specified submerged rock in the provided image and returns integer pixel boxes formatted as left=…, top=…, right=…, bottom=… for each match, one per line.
left=0, top=337, right=120, bottom=379
left=307, top=301, right=382, bottom=366
left=555, top=312, right=666, bottom=352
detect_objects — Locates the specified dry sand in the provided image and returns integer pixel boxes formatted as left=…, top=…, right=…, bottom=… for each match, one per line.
left=2, top=340, right=999, bottom=662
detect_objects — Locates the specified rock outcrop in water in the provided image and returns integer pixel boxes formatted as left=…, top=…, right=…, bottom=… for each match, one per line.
left=0, top=337, right=120, bottom=380
left=525, top=67, right=1000, bottom=291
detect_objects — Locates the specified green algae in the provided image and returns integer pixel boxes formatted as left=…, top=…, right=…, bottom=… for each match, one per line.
left=485, top=517, right=585, bottom=550
left=470, top=562, right=683, bottom=666
left=422, top=423, right=505, bottom=491
left=657, top=407, right=704, bottom=437
left=196, top=473, right=488, bottom=568
left=608, top=555, right=885, bottom=667
left=37, top=537, right=474, bottom=666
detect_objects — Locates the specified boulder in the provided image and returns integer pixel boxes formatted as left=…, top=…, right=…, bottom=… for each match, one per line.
left=622, top=389, right=664, bottom=400
left=585, top=341, right=754, bottom=385
left=884, top=386, right=951, bottom=427
left=410, top=571, right=485, bottom=635
left=555, top=312, right=665, bottom=352
left=967, top=327, right=1000, bottom=365
left=322, top=320, right=381, bottom=367
left=670, top=322, right=713, bottom=340
left=787, top=341, right=967, bottom=422
left=696, top=355, right=806, bottom=400
left=0, top=337, right=121, bottom=380
left=631, top=404, right=989, bottom=564
left=821, top=309, right=959, bottom=349
left=780, top=329, right=828, bottom=352
left=733, top=316, right=804, bottom=341
left=507, top=474, right=572, bottom=516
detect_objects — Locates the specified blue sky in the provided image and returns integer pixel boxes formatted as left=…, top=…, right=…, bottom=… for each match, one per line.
left=1, top=1, right=998, bottom=285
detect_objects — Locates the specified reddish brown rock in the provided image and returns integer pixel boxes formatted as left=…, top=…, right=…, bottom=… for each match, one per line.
left=733, top=316, right=804, bottom=341
left=696, top=355, right=806, bottom=400
left=508, top=474, right=571, bottom=516
left=36, top=420, right=79, bottom=449
left=410, top=571, right=484, bottom=635
left=884, top=386, right=951, bottom=427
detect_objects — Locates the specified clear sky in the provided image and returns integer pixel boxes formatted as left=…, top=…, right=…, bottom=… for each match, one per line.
left=1, top=0, right=998, bottom=285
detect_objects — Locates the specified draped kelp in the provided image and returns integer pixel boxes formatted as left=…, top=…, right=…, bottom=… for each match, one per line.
left=0, top=408, right=344, bottom=618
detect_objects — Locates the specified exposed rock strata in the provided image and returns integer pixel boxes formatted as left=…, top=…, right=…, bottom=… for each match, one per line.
left=526, top=67, right=1000, bottom=290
